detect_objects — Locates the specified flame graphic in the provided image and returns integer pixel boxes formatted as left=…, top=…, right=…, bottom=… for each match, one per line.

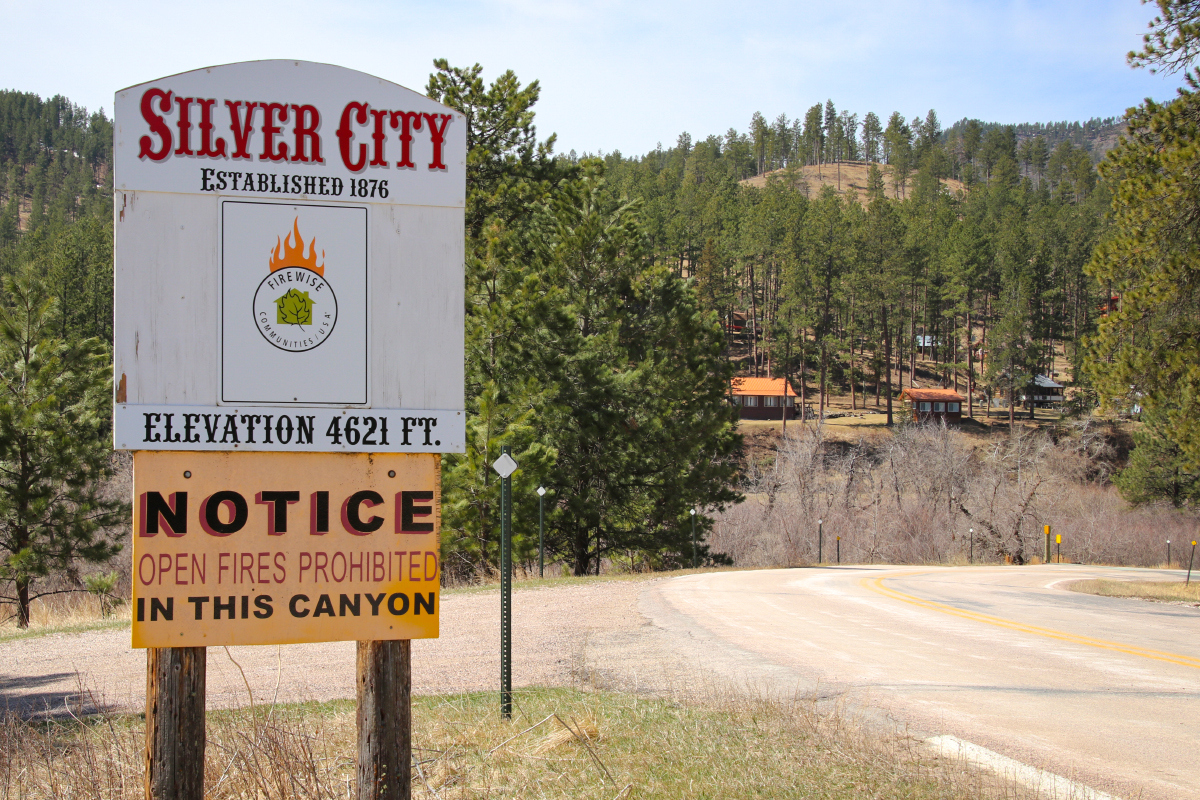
left=269, top=218, right=325, bottom=276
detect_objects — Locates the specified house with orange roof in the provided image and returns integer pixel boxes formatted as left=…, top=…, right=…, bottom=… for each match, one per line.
left=730, top=377, right=799, bottom=420
left=900, top=387, right=965, bottom=424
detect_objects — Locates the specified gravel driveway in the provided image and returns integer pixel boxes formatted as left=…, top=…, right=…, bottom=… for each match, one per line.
left=1, top=578, right=693, bottom=717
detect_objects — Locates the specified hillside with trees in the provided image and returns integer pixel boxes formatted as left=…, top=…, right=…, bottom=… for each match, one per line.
left=5, top=0, right=1200, bottom=606
left=595, top=103, right=1106, bottom=427
left=0, top=91, right=122, bottom=625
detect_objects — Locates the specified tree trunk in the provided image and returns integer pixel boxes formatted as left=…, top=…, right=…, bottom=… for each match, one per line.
left=850, top=299, right=857, bottom=410
left=15, top=576, right=30, bottom=629
left=819, top=344, right=827, bottom=418
left=573, top=525, right=591, bottom=576
left=966, top=308, right=974, bottom=418
left=909, top=287, right=917, bottom=388
left=749, top=264, right=759, bottom=377
left=799, top=329, right=807, bottom=416
left=883, top=303, right=893, bottom=427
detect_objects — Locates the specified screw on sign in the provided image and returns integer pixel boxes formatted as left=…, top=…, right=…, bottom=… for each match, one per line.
left=115, top=61, right=466, bottom=800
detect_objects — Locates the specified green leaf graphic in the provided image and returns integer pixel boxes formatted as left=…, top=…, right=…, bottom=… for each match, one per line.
left=275, top=289, right=314, bottom=326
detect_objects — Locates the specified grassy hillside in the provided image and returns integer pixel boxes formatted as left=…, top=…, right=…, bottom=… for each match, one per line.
left=740, top=160, right=966, bottom=205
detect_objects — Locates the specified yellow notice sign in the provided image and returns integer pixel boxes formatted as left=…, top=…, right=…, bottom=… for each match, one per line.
left=131, top=451, right=439, bottom=648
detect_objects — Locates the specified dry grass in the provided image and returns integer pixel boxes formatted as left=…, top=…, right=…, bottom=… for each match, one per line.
left=0, top=686, right=1039, bottom=800
left=0, top=594, right=129, bottom=643
left=1068, top=578, right=1200, bottom=604
left=740, top=161, right=967, bottom=206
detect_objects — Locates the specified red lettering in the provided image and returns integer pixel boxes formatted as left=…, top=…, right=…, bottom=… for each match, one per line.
left=138, top=554, right=156, bottom=585
left=239, top=552, right=255, bottom=584
left=138, top=88, right=173, bottom=161
left=196, top=98, right=226, bottom=157
left=390, top=111, right=422, bottom=169
left=299, top=551, right=312, bottom=582
left=372, top=551, right=386, bottom=581
left=226, top=100, right=259, bottom=160
left=291, top=104, right=322, bottom=163
left=425, top=551, right=439, bottom=581
left=257, top=551, right=271, bottom=584
left=175, top=553, right=190, bottom=585
left=218, top=552, right=231, bottom=584
left=192, top=553, right=206, bottom=584
left=337, top=102, right=369, bottom=172
left=370, top=108, right=389, bottom=166
left=274, top=552, right=286, bottom=582
left=158, top=554, right=172, bottom=583
left=314, top=551, right=330, bottom=583
left=422, top=112, right=452, bottom=170
left=174, top=96, right=194, bottom=155
left=260, top=102, right=289, bottom=162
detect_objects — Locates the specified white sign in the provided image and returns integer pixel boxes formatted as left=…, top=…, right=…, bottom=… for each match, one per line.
left=491, top=453, right=518, bottom=479
left=113, top=61, right=465, bottom=452
left=222, top=200, right=367, bottom=404
left=114, top=404, right=463, bottom=452
left=113, top=60, right=464, bottom=208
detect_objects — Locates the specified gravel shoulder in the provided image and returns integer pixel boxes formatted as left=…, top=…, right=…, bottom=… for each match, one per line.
left=1, top=577, right=684, bottom=717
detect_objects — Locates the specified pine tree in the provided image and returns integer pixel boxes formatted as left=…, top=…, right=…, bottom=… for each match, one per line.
left=0, top=263, right=125, bottom=627
left=1115, top=406, right=1200, bottom=506
left=1086, top=14, right=1200, bottom=463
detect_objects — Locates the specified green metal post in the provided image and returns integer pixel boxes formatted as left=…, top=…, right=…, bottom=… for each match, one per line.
left=836, top=536, right=840, bottom=564
left=538, top=488, right=545, bottom=578
left=690, top=509, right=697, bottom=569
left=500, top=446, right=512, bottom=719
left=1189, top=541, right=1196, bottom=586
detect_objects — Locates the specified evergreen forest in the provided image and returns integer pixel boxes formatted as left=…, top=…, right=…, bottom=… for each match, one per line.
left=4, top=0, right=1200, bottom=606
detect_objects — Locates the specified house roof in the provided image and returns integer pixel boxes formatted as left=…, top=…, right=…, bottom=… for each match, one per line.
left=900, top=388, right=965, bottom=402
left=730, top=377, right=797, bottom=397
left=1033, top=374, right=1064, bottom=389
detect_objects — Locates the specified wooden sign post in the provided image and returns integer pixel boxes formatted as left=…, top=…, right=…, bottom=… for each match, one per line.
left=145, top=647, right=206, bottom=799
left=114, top=61, right=466, bottom=800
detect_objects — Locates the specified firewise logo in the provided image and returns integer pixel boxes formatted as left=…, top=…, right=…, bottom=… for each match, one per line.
left=253, top=218, right=338, bottom=352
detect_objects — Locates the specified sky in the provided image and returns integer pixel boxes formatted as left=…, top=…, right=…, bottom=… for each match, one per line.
left=0, top=0, right=1189, bottom=156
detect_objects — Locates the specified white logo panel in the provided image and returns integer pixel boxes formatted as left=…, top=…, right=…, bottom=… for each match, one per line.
left=221, top=200, right=367, bottom=404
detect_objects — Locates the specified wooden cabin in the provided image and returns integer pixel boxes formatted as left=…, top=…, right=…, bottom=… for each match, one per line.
left=730, top=377, right=798, bottom=420
left=900, top=388, right=965, bottom=424
left=1020, top=374, right=1064, bottom=408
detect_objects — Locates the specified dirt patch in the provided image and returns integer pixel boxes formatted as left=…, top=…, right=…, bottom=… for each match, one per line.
left=0, top=578, right=682, bottom=717
left=740, top=161, right=966, bottom=205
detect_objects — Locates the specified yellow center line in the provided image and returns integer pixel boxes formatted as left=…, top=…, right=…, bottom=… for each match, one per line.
left=861, top=575, right=1200, bottom=670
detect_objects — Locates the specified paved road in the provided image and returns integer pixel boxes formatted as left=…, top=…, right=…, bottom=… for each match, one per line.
left=643, top=565, right=1200, bottom=800
left=4, top=565, right=1196, bottom=798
